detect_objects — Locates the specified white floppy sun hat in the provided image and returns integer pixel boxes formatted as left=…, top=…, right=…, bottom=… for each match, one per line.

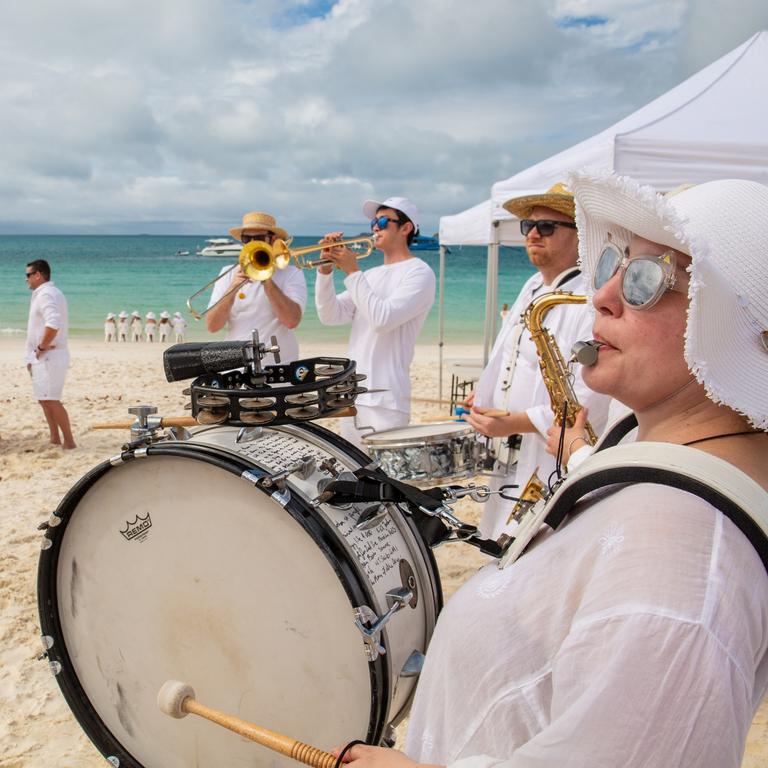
left=569, top=169, right=768, bottom=430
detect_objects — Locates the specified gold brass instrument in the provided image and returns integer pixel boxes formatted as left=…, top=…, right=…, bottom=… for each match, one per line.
left=187, top=240, right=292, bottom=320
left=271, top=235, right=376, bottom=269
left=524, top=291, right=598, bottom=444
left=186, top=236, right=376, bottom=320
left=506, top=291, right=597, bottom=525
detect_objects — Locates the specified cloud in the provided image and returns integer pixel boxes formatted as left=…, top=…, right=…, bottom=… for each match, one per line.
left=0, top=0, right=766, bottom=234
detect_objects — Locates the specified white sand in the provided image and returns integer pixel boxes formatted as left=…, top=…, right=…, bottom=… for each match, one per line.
left=0, top=337, right=765, bottom=766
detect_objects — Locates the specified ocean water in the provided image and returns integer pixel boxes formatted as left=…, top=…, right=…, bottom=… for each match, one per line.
left=0, top=235, right=535, bottom=345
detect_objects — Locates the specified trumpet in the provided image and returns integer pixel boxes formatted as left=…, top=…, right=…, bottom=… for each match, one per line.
left=186, top=236, right=377, bottom=320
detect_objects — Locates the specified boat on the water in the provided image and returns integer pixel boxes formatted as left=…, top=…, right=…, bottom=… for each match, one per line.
left=197, top=238, right=242, bottom=257
left=175, top=249, right=191, bottom=256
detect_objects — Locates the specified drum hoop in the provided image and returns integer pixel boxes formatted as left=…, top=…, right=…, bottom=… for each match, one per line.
left=364, top=423, right=474, bottom=448
left=37, top=435, right=402, bottom=763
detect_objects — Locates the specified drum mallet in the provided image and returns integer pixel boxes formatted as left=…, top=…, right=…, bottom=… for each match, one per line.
left=157, top=680, right=337, bottom=768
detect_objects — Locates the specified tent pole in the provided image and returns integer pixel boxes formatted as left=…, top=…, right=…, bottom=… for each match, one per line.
left=438, top=245, right=446, bottom=403
left=484, top=221, right=500, bottom=364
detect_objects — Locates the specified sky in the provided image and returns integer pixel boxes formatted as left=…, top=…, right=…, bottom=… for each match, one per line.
left=1, top=0, right=767, bottom=236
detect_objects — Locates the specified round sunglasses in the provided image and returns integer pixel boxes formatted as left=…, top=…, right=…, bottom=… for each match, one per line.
left=593, top=242, right=680, bottom=309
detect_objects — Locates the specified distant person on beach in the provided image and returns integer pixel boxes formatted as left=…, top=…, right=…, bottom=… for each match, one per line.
left=130, top=311, right=142, bottom=342
left=465, top=183, right=610, bottom=539
left=25, top=259, right=76, bottom=449
left=172, top=311, right=186, bottom=342
left=104, top=312, right=116, bottom=342
left=158, top=311, right=171, bottom=342
left=315, top=196, right=435, bottom=449
left=205, top=211, right=307, bottom=364
left=144, top=312, right=157, bottom=342
left=118, top=311, right=129, bottom=342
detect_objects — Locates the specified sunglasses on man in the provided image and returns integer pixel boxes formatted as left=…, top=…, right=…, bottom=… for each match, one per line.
left=369, top=215, right=402, bottom=231
left=241, top=233, right=272, bottom=244
left=25, top=270, right=38, bottom=278
left=519, top=219, right=578, bottom=237
left=593, top=242, right=681, bottom=310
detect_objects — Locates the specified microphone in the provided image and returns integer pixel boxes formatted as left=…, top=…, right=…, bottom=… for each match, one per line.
left=570, top=340, right=602, bottom=367
left=163, top=342, right=253, bottom=382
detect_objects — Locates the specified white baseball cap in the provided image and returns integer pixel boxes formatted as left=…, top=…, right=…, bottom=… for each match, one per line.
left=362, top=197, right=420, bottom=232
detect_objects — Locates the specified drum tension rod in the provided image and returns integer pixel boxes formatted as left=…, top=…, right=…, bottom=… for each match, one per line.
left=353, top=586, right=413, bottom=662
left=259, top=456, right=316, bottom=489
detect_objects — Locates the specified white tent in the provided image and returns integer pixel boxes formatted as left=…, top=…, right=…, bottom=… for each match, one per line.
left=438, top=30, right=768, bottom=368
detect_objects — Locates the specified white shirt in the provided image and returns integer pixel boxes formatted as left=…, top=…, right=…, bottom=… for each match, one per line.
left=208, top=264, right=307, bottom=363
left=405, top=482, right=768, bottom=768
left=474, top=271, right=611, bottom=535
left=314, top=257, right=435, bottom=414
left=26, top=281, right=69, bottom=364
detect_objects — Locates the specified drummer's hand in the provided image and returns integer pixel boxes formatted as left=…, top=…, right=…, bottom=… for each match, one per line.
left=466, top=407, right=516, bottom=438
left=545, top=407, right=590, bottom=464
left=331, top=743, right=441, bottom=768
left=463, top=391, right=475, bottom=408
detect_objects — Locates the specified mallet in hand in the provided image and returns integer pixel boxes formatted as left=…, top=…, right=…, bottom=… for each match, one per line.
left=157, top=680, right=338, bottom=768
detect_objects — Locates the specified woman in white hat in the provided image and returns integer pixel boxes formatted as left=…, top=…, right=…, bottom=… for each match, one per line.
left=337, top=174, right=768, bottom=768
left=172, top=310, right=186, bottom=342
left=130, top=311, right=142, bottom=342
left=158, top=310, right=171, bottom=343
left=104, top=312, right=117, bottom=343
left=144, top=311, right=157, bottom=342
left=118, top=311, right=129, bottom=342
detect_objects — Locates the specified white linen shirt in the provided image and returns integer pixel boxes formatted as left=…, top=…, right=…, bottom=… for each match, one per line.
left=25, top=281, right=69, bottom=364
left=314, top=258, right=435, bottom=414
left=473, top=271, right=611, bottom=537
left=405, top=483, right=768, bottom=768
left=208, top=264, right=307, bottom=363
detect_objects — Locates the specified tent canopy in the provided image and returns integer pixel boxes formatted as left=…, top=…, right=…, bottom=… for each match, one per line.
left=440, top=31, right=768, bottom=250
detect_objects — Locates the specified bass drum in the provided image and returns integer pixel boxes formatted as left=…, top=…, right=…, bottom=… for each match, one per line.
left=38, top=422, right=442, bottom=768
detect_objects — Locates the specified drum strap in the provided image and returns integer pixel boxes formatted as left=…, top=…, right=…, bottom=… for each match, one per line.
left=321, top=468, right=508, bottom=556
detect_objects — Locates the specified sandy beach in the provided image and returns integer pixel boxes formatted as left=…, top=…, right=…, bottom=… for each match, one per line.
left=0, top=337, right=765, bottom=767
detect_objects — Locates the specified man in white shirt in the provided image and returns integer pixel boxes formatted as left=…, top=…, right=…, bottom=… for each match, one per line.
left=25, top=259, right=76, bottom=449
left=467, top=183, right=610, bottom=538
left=205, top=211, right=307, bottom=364
left=315, top=197, right=436, bottom=449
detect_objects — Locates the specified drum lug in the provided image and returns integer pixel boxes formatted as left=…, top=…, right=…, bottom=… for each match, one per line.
left=236, top=426, right=264, bottom=443
left=399, top=649, right=426, bottom=678
left=354, top=503, right=388, bottom=530
left=353, top=586, right=413, bottom=662
left=259, top=456, right=316, bottom=489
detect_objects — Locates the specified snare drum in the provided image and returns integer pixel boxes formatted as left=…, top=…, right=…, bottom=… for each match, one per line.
left=38, top=423, right=441, bottom=767
left=363, top=422, right=486, bottom=487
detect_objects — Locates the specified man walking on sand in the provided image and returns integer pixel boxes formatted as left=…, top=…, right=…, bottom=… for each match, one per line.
left=25, top=259, right=76, bottom=449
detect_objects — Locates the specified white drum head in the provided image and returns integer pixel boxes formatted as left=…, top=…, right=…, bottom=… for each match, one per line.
left=53, top=455, right=372, bottom=767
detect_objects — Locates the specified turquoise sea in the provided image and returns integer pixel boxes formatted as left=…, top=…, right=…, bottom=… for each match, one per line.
left=0, top=236, right=535, bottom=344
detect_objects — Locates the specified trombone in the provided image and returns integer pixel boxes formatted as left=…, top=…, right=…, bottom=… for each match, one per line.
left=187, top=236, right=377, bottom=320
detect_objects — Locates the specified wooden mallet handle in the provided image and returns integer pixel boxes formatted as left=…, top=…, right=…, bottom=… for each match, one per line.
left=92, top=416, right=198, bottom=430
left=158, top=681, right=337, bottom=768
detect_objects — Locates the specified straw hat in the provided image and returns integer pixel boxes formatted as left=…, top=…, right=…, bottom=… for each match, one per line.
left=146, top=311, right=156, bottom=320
left=131, top=310, right=141, bottom=317
left=160, top=310, right=170, bottom=319
left=173, top=311, right=182, bottom=317
left=106, top=312, right=116, bottom=320
left=569, top=169, right=768, bottom=430
left=503, top=182, right=575, bottom=220
left=119, top=311, right=128, bottom=319
left=229, top=211, right=288, bottom=242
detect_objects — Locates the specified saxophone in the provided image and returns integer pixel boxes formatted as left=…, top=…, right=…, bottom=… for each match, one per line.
left=524, top=291, right=598, bottom=444
left=505, top=291, right=596, bottom=527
